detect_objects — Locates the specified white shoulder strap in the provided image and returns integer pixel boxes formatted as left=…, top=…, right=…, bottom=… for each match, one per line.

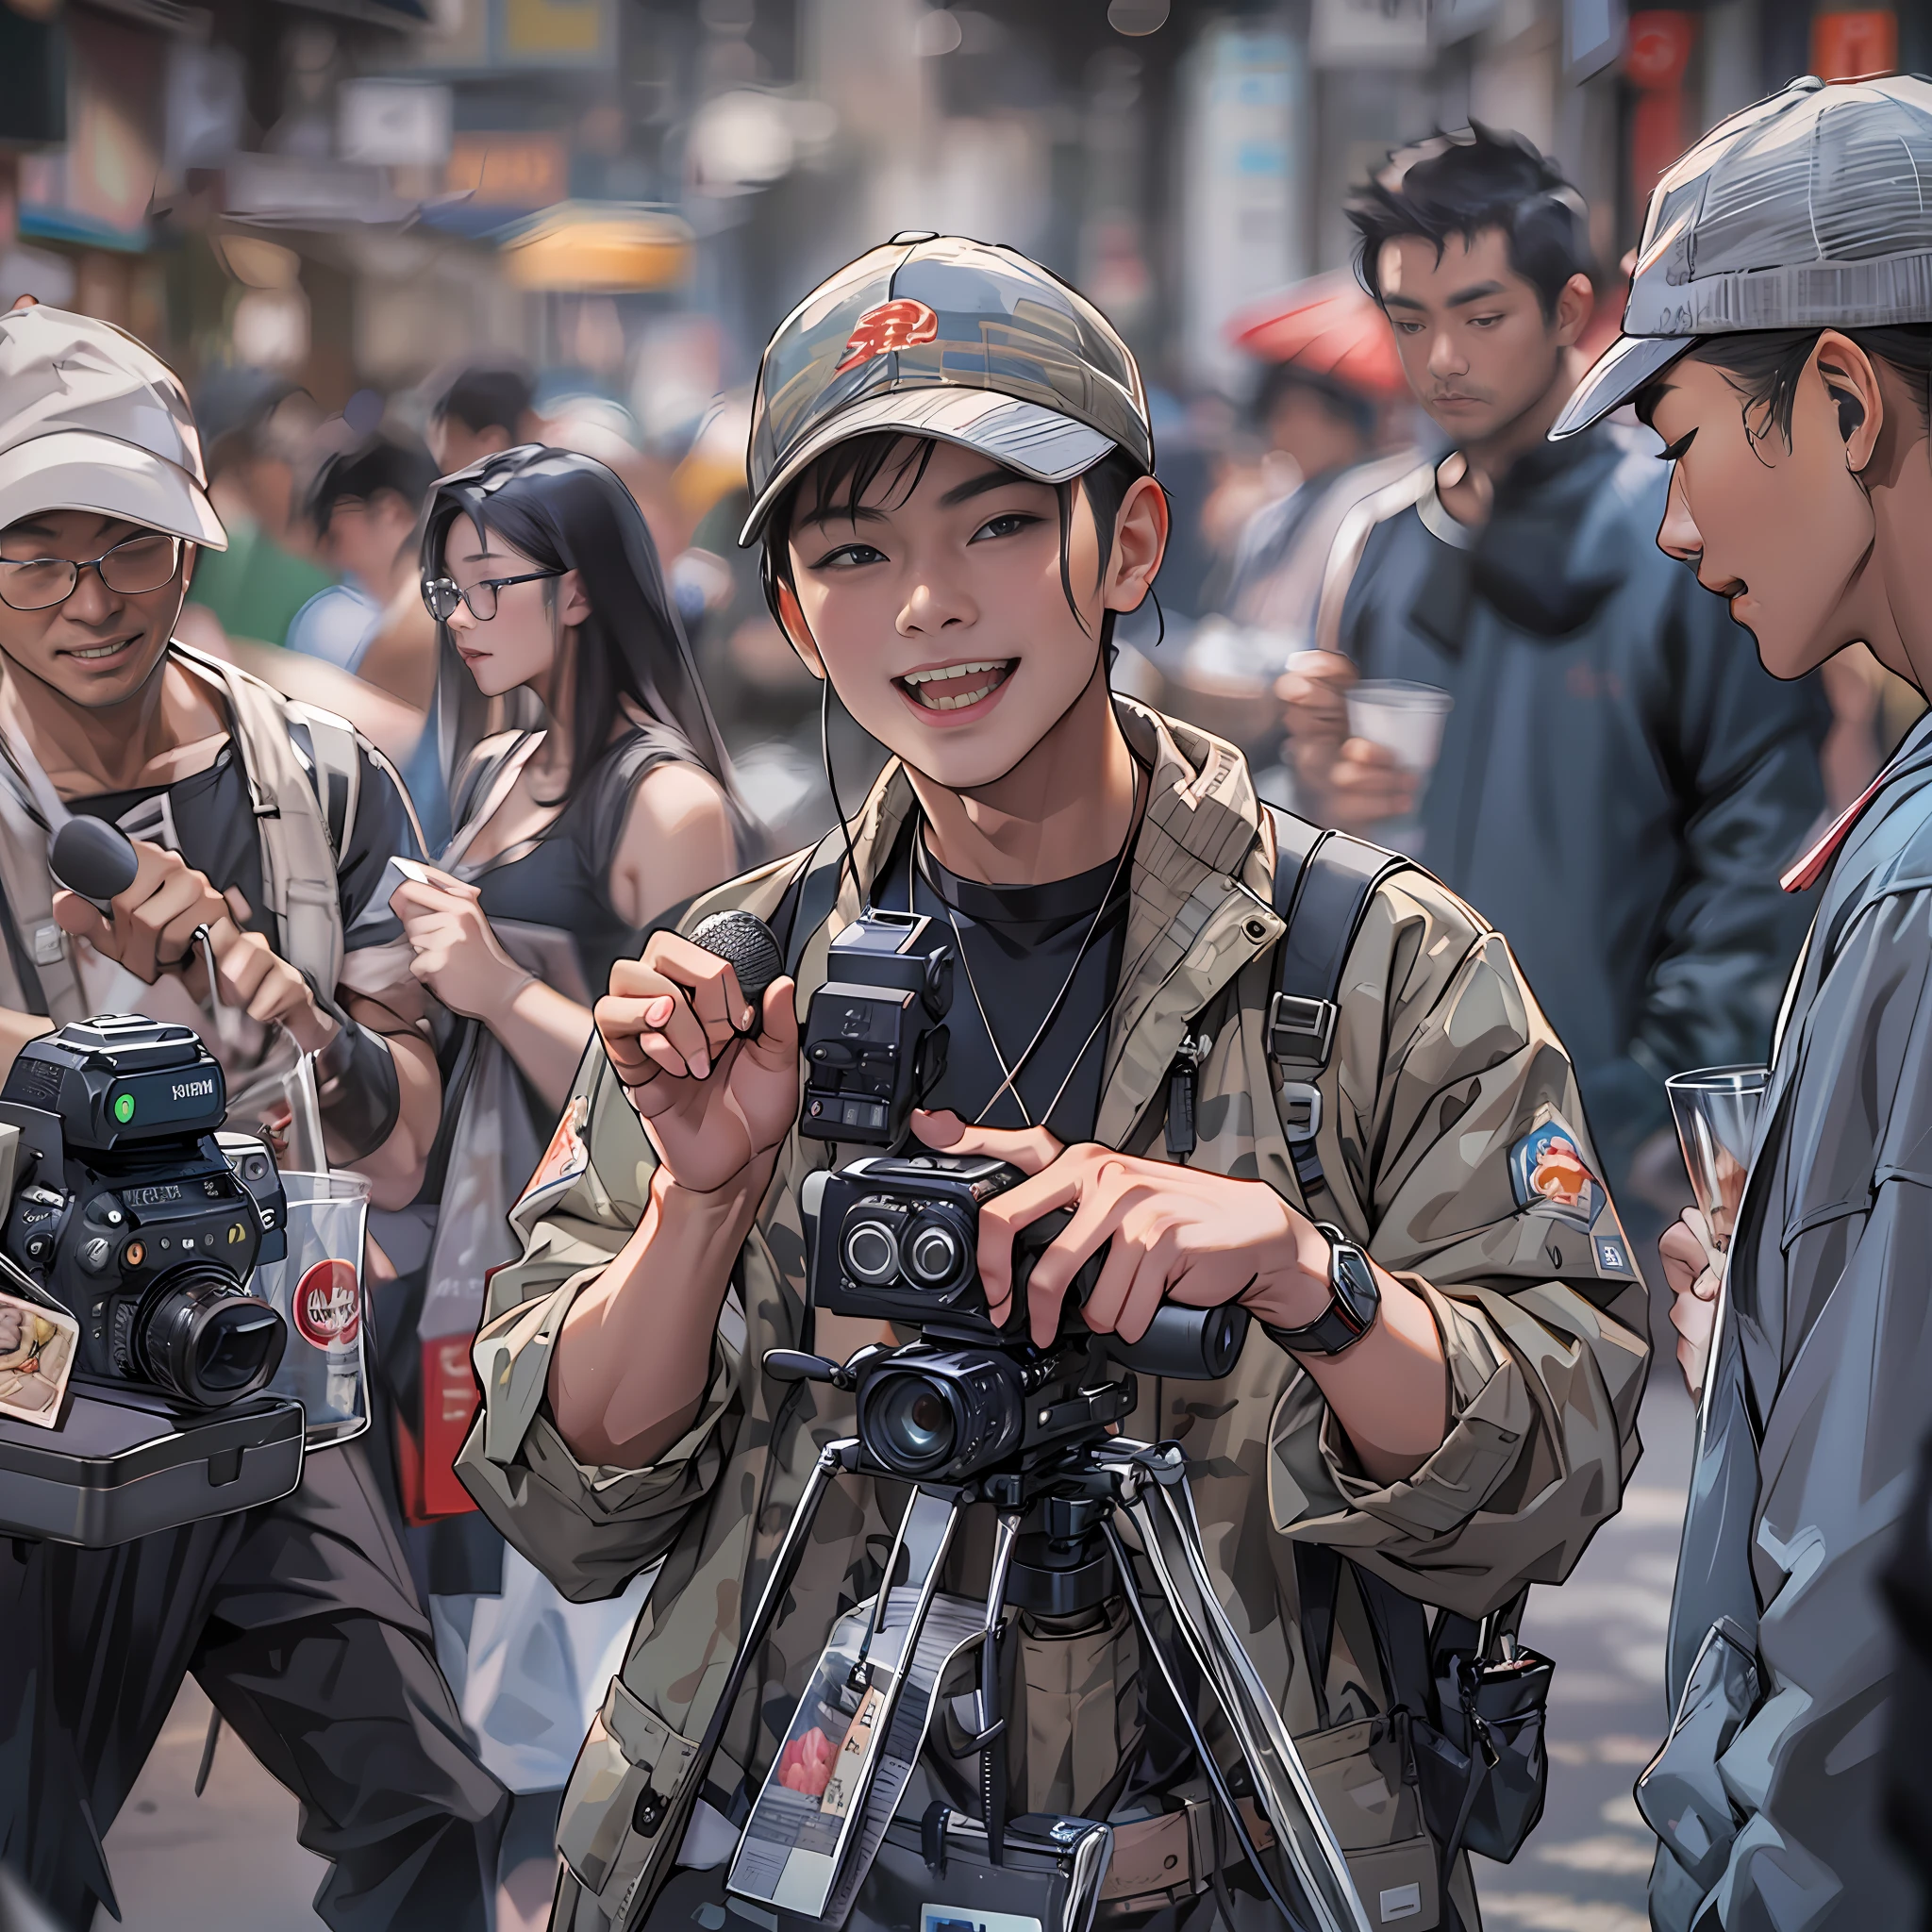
left=1309, top=460, right=1436, bottom=658
left=170, top=642, right=349, bottom=996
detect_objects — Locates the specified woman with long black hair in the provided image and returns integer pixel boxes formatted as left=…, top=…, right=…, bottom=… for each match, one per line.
left=382, top=444, right=748, bottom=1926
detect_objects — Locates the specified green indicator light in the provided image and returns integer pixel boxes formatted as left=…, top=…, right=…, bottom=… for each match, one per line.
left=112, top=1092, right=135, bottom=1124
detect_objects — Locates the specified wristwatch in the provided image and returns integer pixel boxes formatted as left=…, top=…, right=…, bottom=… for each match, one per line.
left=1263, top=1224, right=1382, bottom=1357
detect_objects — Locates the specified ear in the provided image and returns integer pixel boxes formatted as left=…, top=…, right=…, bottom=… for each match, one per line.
left=1813, top=329, right=1884, bottom=473
left=774, top=577, right=826, bottom=680
left=1100, top=474, right=1170, bottom=614
left=1552, top=272, right=1594, bottom=351
left=557, top=567, right=593, bottom=628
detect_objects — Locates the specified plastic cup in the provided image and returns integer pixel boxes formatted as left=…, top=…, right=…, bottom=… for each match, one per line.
left=1345, top=679, right=1454, bottom=774
left=1666, top=1066, right=1768, bottom=1249
left=251, top=1171, right=371, bottom=1449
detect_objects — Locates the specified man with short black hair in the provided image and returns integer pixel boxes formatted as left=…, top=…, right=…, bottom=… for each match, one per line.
left=1280, top=124, right=1828, bottom=1203
left=426, top=360, right=540, bottom=475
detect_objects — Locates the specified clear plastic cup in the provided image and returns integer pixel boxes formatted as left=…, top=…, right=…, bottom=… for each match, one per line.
left=252, top=1171, right=371, bottom=1449
left=1666, top=1066, right=1769, bottom=1249
left=1345, top=679, right=1454, bottom=774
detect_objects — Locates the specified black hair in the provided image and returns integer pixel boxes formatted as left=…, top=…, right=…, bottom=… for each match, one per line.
left=1346, top=122, right=1591, bottom=321
left=1635, top=325, right=1932, bottom=447
left=422, top=444, right=747, bottom=831
left=307, top=432, right=439, bottom=533
left=758, top=432, right=1149, bottom=651
left=431, top=359, right=536, bottom=438
left=1253, top=363, right=1378, bottom=444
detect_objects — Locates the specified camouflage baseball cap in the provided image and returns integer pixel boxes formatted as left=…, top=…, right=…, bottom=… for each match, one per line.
left=739, top=232, right=1153, bottom=547
left=1556, top=73, right=1932, bottom=437
left=0, top=303, right=225, bottom=547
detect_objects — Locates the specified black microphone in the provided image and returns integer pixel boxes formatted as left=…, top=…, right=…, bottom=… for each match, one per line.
left=50, top=815, right=140, bottom=913
left=688, top=909, right=785, bottom=1037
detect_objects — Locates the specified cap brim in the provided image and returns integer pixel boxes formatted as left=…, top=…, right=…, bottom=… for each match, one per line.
left=739, top=387, right=1115, bottom=547
left=1551, top=333, right=1695, bottom=440
left=0, top=430, right=226, bottom=548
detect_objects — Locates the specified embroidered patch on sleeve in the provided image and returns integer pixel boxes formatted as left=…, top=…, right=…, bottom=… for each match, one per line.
left=1509, top=1115, right=1602, bottom=1226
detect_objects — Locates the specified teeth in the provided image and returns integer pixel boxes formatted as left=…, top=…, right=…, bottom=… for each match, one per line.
left=901, top=660, right=1007, bottom=687
left=70, top=640, right=131, bottom=660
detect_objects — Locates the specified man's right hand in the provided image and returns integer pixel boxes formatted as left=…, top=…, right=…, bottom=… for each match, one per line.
left=596, top=932, right=800, bottom=1194
left=1275, top=650, right=1416, bottom=832
left=51, top=837, right=228, bottom=984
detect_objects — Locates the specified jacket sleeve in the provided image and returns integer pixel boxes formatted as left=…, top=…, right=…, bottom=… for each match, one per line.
left=1602, top=573, right=1827, bottom=1175
left=1269, top=871, right=1652, bottom=1619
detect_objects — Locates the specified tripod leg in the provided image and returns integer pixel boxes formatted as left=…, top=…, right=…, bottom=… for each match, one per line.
left=1107, top=1468, right=1371, bottom=1932
left=977, top=1510, right=1022, bottom=1863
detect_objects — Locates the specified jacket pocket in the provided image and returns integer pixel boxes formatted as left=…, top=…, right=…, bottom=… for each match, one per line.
left=557, top=1675, right=702, bottom=1901
left=1297, top=1713, right=1441, bottom=1928
left=1635, top=1616, right=1760, bottom=1892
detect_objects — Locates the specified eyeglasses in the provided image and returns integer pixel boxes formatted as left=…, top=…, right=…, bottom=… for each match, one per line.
left=421, top=570, right=561, bottom=624
left=0, top=533, right=184, bottom=612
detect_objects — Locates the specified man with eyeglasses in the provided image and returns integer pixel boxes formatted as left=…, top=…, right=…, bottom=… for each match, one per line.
left=0, top=302, right=508, bottom=1928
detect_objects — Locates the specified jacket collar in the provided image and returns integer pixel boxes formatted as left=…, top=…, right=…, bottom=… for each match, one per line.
left=824, top=699, right=1282, bottom=1145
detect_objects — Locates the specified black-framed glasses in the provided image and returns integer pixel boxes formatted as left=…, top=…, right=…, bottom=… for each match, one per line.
left=0, top=533, right=184, bottom=612
left=421, top=570, right=561, bottom=624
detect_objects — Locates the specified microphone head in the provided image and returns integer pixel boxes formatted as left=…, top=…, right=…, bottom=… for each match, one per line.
left=50, top=816, right=140, bottom=907
left=688, top=909, right=785, bottom=1033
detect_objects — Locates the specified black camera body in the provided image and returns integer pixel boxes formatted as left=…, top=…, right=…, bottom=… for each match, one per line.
left=800, top=910, right=952, bottom=1147
left=0, top=1016, right=290, bottom=1408
left=800, top=1153, right=1248, bottom=1485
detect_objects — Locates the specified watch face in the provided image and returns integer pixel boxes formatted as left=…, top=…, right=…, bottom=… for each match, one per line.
left=1335, top=1244, right=1380, bottom=1324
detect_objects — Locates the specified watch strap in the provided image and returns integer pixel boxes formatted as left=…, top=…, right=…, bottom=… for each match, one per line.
left=1263, top=1224, right=1379, bottom=1357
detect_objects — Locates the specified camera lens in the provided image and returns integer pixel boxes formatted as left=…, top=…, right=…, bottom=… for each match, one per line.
left=135, top=1261, right=287, bottom=1407
left=904, top=1209, right=968, bottom=1291
left=841, top=1213, right=903, bottom=1285
left=871, top=1375, right=958, bottom=1474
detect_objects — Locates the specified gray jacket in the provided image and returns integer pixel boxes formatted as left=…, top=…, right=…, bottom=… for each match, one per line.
left=1640, top=714, right=1932, bottom=1928
left=1337, top=425, right=1828, bottom=1183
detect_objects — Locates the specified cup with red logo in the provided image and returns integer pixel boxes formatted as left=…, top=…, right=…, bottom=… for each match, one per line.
left=251, top=1172, right=371, bottom=1449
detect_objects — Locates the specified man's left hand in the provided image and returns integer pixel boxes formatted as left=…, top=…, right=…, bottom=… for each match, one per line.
left=910, top=1109, right=1336, bottom=1348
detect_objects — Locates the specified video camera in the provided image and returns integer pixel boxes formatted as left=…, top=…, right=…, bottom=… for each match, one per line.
left=0, top=1016, right=307, bottom=1546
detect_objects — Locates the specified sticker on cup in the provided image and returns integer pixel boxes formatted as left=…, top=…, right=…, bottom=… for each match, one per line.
left=292, top=1257, right=361, bottom=1350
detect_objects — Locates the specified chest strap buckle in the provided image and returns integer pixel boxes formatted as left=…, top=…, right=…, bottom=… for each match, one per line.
left=1267, top=991, right=1337, bottom=1070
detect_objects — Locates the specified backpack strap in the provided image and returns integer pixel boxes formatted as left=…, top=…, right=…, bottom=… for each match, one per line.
left=1262, top=803, right=1408, bottom=1201
left=0, top=750, right=81, bottom=1023
left=171, top=642, right=352, bottom=997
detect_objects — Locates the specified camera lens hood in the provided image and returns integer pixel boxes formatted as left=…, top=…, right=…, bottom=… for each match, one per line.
left=134, top=1260, right=288, bottom=1407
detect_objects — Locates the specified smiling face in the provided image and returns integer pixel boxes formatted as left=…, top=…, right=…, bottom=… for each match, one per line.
left=1378, top=227, right=1585, bottom=447
left=437, top=511, right=587, bottom=702
left=0, top=509, right=187, bottom=708
left=1647, top=341, right=1881, bottom=680
left=777, top=438, right=1165, bottom=794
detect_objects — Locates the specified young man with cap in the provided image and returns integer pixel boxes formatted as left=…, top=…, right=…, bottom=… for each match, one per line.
left=0, top=303, right=508, bottom=1929
left=1550, top=72, right=1932, bottom=1929
left=1280, top=125, right=1827, bottom=1212
left=456, top=235, right=1650, bottom=1932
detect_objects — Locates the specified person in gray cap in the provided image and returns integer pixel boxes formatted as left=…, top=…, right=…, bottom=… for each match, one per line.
left=1552, top=71, right=1932, bottom=1930
left=0, top=301, right=508, bottom=1928
left=453, top=233, right=1650, bottom=1932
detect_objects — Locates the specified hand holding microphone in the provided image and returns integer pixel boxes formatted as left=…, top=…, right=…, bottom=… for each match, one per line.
left=595, top=910, right=800, bottom=1195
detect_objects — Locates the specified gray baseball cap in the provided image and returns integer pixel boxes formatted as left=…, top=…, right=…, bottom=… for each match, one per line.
left=0, top=303, right=225, bottom=547
left=740, top=232, right=1153, bottom=546
left=1555, top=73, right=1932, bottom=439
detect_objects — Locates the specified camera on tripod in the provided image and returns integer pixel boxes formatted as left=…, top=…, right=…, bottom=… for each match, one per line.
left=0, top=1015, right=307, bottom=1546
left=799, top=1153, right=1249, bottom=1485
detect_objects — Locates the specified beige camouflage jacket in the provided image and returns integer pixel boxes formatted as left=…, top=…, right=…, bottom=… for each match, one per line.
left=458, top=701, right=1650, bottom=1931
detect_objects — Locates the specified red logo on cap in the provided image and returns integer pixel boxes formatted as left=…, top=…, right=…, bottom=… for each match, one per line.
left=834, top=299, right=939, bottom=375
left=292, top=1257, right=360, bottom=1350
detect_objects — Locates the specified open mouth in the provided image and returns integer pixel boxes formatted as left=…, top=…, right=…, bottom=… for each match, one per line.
left=895, top=659, right=1015, bottom=713
left=61, top=635, right=139, bottom=664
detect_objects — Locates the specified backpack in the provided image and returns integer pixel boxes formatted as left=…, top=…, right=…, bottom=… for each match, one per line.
left=0, top=642, right=372, bottom=1021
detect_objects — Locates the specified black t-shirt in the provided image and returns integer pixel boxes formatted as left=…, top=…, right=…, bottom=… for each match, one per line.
left=874, top=824, right=1130, bottom=1145
left=67, top=739, right=420, bottom=961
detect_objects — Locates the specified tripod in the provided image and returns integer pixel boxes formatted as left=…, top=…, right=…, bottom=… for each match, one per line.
left=687, top=1411, right=1374, bottom=1932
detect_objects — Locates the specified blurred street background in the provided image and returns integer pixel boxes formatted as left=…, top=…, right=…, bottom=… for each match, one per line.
left=0, top=1, right=1909, bottom=1929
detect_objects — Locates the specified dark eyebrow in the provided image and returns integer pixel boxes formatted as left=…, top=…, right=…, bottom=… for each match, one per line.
left=794, top=503, right=889, bottom=532
left=1380, top=293, right=1426, bottom=312
left=1446, top=281, right=1509, bottom=308
left=937, top=466, right=1038, bottom=509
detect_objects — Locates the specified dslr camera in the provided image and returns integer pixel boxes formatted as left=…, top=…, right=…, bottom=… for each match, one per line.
left=0, top=1015, right=306, bottom=1546
left=800, top=1153, right=1247, bottom=1486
